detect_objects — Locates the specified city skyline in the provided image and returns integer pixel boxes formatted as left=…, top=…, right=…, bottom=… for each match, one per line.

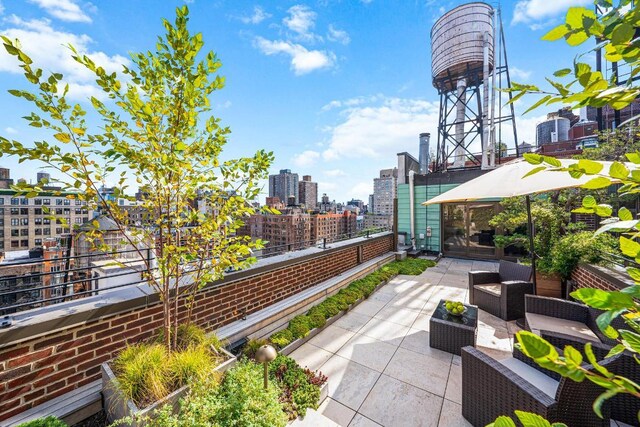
left=0, top=0, right=593, bottom=202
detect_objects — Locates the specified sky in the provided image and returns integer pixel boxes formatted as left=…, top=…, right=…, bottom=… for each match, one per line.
left=0, top=0, right=595, bottom=204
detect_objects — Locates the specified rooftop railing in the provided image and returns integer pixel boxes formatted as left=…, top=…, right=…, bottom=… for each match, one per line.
left=0, top=227, right=391, bottom=316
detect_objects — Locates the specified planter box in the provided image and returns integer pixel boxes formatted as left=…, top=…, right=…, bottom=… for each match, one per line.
left=536, top=272, right=563, bottom=298
left=102, top=347, right=236, bottom=426
left=280, top=278, right=391, bottom=356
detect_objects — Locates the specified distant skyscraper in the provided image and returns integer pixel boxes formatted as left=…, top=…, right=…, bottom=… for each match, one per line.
left=298, top=175, right=317, bottom=209
left=269, top=169, right=299, bottom=205
left=373, top=168, right=397, bottom=216
left=368, top=194, right=374, bottom=214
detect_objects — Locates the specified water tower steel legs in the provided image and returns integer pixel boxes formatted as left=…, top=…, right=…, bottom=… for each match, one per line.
left=454, top=79, right=467, bottom=168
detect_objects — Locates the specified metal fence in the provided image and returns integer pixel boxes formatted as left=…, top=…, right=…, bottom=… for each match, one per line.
left=0, top=227, right=391, bottom=317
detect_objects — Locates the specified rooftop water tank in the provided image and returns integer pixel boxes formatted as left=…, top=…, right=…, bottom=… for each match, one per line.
left=431, top=2, right=494, bottom=93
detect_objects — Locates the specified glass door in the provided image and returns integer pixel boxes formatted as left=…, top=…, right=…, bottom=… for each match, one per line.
left=467, top=204, right=496, bottom=256
left=442, top=204, right=467, bottom=254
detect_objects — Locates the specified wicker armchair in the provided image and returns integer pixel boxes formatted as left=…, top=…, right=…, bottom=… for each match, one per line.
left=461, top=345, right=619, bottom=426
left=536, top=330, right=639, bottom=426
left=468, top=260, right=533, bottom=320
left=524, top=295, right=625, bottom=346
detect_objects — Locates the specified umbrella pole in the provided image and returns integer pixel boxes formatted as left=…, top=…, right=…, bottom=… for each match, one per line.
left=526, top=195, right=537, bottom=294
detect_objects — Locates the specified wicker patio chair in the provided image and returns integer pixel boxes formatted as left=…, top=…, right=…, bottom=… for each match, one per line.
left=524, top=295, right=625, bottom=346
left=534, top=330, right=640, bottom=426
left=468, top=260, right=533, bottom=320
left=461, top=345, right=619, bottom=426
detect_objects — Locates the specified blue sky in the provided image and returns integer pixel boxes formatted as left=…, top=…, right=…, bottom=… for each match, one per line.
left=0, top=0, right=593, bottom=203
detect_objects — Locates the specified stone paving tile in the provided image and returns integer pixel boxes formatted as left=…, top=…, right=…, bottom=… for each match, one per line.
left=444, top=363, right=462, bottom=404
left=358, top=374, right=443, bottom=427
left=438, top=399, right=472, bottom=427
left=373, top=306, right=421, bottom=327
left=318, top=397, right=356, bottom=427
left=308, top=325, right=356, bottom=354
left=336, top=333, right=398, bottom=373
left=383, top=347, right=451, bottom=396
left=333, top=311, right=373, bottom=333
left=359, top=317, right=411, bottom=346
left=400, top=329, right=453, bottom=363
left=290, top=343, right=333, bottom=372
left=348, top=414, right=382, bottom=427
left=411, top=312, right=432, bottom=331
left=320, top=354, right=381, bottom=412
left=351, top=299, right=387, bottom=317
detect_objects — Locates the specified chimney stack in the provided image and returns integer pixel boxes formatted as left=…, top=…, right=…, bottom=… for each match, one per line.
left=419, top=133, right=430, bottom=174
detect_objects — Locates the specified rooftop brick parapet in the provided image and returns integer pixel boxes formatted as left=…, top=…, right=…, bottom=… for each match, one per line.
left=0, top=232, right=394, bottom=421
left=571, top=263, right=634, bottom=293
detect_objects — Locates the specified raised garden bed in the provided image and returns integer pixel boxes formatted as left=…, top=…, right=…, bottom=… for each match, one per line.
left=101, top=346, right=236, bottom=426
left=279, top=278, right=390, bottom=356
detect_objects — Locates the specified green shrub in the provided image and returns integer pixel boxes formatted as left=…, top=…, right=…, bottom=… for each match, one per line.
left=269, top=355, right=327, bottom=420
left=17, top=417, right=67, bottom=427
left=150, top=360, right=287, bottom=427
left=270, top=329, right=294, bottom=349
left=308, top=311, right=327, bottom=329
left=288, top=315, right=312, bottom=339
left=548, top=231, right=619, bottom=279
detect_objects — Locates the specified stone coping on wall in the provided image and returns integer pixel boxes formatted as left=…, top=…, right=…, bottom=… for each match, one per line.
left=0, top=232, right=393, bottom=349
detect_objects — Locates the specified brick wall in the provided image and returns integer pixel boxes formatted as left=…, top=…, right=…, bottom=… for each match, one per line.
left=571, top=263, right=630, bottom=292
left=0, top=234, right=393, bottom=420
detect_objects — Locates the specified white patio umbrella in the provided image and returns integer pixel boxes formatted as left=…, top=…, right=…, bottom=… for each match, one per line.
left=422, top=158, right=619, bottom=292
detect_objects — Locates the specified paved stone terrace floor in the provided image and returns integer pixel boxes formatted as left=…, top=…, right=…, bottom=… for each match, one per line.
left=290, top=257, right=517, bottom=427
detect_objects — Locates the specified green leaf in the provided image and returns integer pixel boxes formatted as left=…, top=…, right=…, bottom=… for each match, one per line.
left=553, top=68, right=572, bottom=77
left=621, top=284, right=640, bottom=297
left=524, top=95, right=552, bottom=115
left=620, top=330, right=640, bottom=353
left=571, top=288, right=635, bottom=310
left=564, top=345, right=583, bottom=367
left=53, top=133, right=71, bottom=143
left=625, top=152, right=640, bottom=164
left=516, top=331, right=558, bottom=359
left=605, top=344, right=625, bottom=358
left=584, top=343, right=612, bottom=377
left=514, top=410, right=552, bottom=427
left=609, top=162, right=629, bottom=179
left=582, top=195, right=597, bottom=208
left=593, top=389, right=619, bottom=418
left=618, top=207, right=633, bottom=221
left=582, top=177, right=612, bottom=189
left=594, top=219, right=639, bottom=235
left=611, top=22, right=634, bottom=46
left=523, top=166, right=546, bottom=178
left=566, top=7, right=589, bottom=28
left=594, top=204, right=613, bottom=217
left=620, top=236, right=640, bottom=258
left=542, top=24, right=569, bottom=41
left=596, top=310, right=623, bottom=339
left=524, top=153, right=543, bottom=165
left=578, top=159, right=604, bottom=174
left=542, top=156, right=562, bottom=167
left=489, top=416, right=517, bottom=427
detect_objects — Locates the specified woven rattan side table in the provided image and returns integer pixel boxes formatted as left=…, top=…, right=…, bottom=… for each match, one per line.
left=429, top=299, right=478, bottom=356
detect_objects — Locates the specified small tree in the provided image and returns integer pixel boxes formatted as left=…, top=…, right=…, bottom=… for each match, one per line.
left=0, top=6, right=273, bottom=351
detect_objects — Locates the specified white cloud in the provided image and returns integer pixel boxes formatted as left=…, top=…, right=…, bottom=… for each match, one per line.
left=350, top=181, right=372, bottom=201
left=322, top=97, right=439, bottom=160
left=28, top=0, right=93, bottom=23
left=283, top=5, right=315, bottom=35
left=321, top=94, right=383, bottom=111
left=0, top=16, right=130, bottom=100
left=513, top=112, right=548, bottom=146
left=510, top=67, right=532, bottom=81
left=292, top=150, right=320, bottom=167
left=5, top=126, right=18, bottom=134
left=254, top=36, right=335, bottom=75
left=240, top=6, right=271, bottom=24
left=327, top=24, right=350, bottom=45
left=512, top=0, right=591, bottom=26
left=323, top=169, right=346, bottom=177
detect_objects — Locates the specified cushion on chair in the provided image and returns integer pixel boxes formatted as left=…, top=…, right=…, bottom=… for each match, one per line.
left=474, top=284, right=502, bottom=297
left=499, top=357, right=560, bottom=398
left=526, top=313, right=602, bottom=343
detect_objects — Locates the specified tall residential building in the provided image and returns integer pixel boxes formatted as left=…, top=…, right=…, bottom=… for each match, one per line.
left=0, top=170, right=93, bottom=252
left=298, top=175, right=318, bottom=209
left=368, top=194, right=374, bottom=214
left=373, top=168, right=397, bottom=216
left=269, top=169, right=299, bottom=205
left=347, top=199, right=364, bottom=211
